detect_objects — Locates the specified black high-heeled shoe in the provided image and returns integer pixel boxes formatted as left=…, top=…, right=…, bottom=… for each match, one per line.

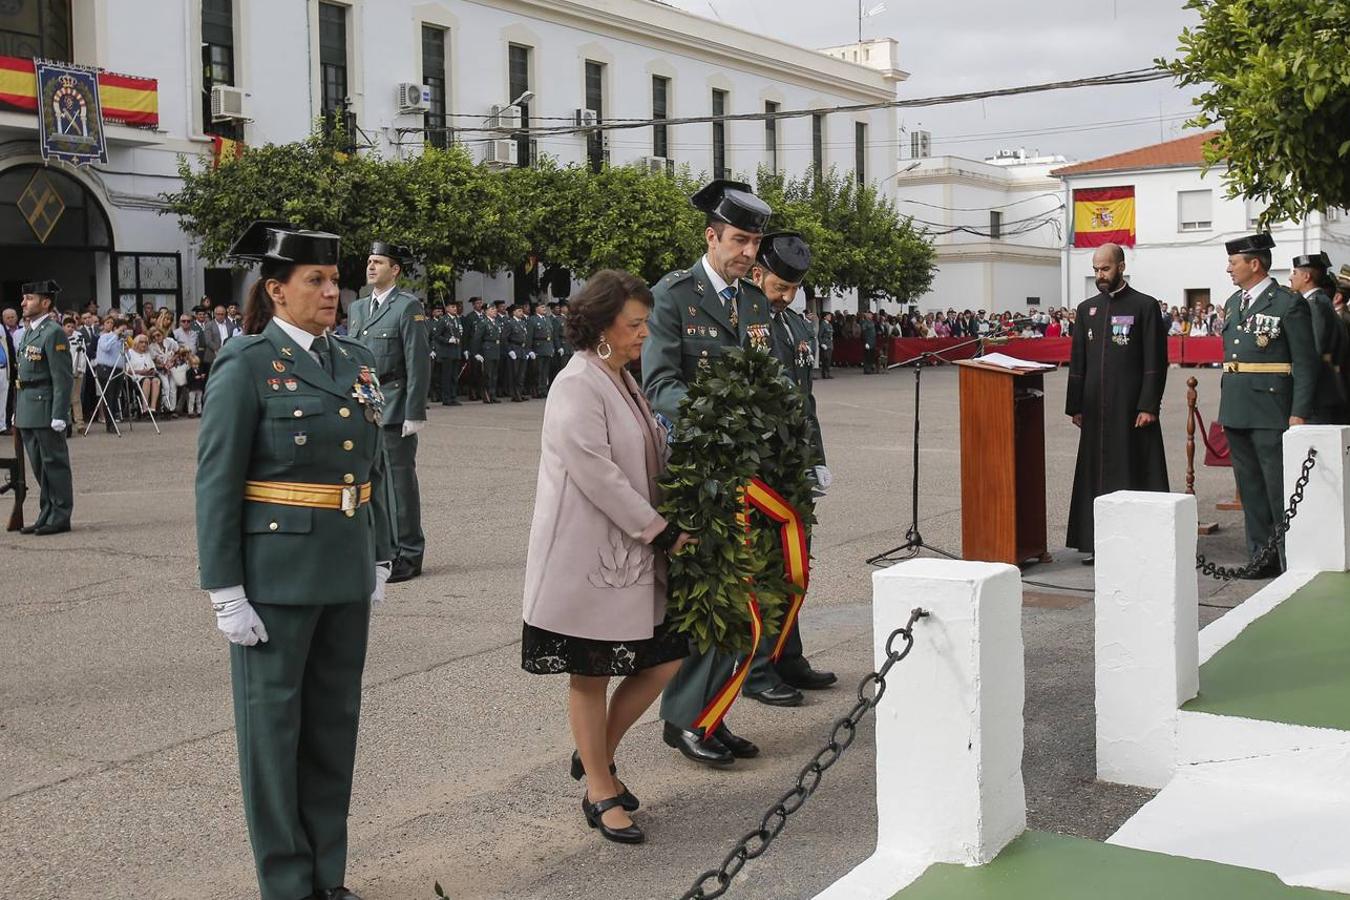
left=582, top=795, right=644, bottom=845
left=570, top=750, right=639, bottom=811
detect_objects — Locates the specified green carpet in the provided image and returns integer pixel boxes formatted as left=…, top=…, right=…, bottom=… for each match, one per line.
left=1182, top=571, right=1350, bottom=731
left=892, top=831, right=1346, bottom=899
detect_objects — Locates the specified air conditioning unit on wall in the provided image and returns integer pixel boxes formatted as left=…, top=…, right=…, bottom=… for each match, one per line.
left=489, top=104, right=520, bottom=131
left=210, top=85, right=248, bottom=122
left=397, top=82, right=432, bottom=114
left=575, top=108, right=598, bottom=127
left=482, top=139, right=519, bottom=167
left=639, top=156, right=673, bottom=175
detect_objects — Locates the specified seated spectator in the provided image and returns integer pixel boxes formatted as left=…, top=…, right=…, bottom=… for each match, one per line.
left=126, top=333, right=160, bottom=416
left=148, top=328, right=180, bottom=416
left=1046, top=314, right=1063, bottom=338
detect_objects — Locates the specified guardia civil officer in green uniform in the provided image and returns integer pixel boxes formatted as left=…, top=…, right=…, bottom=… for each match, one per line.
left=527, top=301, right=557, bottom=398
left=1217, top=233, right=1318, bottom=578
left=643, top=178, right=775, bottom=766
left=430, top=299, right=465, bottom=406
left=462, top=297, right=485, bottom=401
left=860, top=312, right=879, bottom=374
left=14, top=280, right=74, bottom=535
left=349, top=242, right=430, bottom=583
left=1288, top=251, right=1347, bottom=424
left=505, top=303, right=530, bottom=401
left=196, top=222, right=394, bottom=900
left=553, top=300, right=573, bottom=382
left=741, top=232, right=837, bottom=704
left=470, top=299, right=504, bottom=403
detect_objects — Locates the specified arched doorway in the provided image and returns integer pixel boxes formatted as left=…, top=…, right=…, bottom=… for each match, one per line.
left=0, top=164, right=112, bottom=316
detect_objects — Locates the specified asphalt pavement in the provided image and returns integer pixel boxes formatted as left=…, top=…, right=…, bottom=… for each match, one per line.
left=0, top=361, right=1269, bottom=900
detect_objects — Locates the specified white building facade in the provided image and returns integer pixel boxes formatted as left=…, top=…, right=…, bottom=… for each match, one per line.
left=1055, top=132, right=1350, bottom=312
left=0, top=0, right=902, bottom=315
left=890, top=150, right=1065, bottom=314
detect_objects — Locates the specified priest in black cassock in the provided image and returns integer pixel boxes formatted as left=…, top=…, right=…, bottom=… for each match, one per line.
left=1065, top=243, right=1169, bottom=563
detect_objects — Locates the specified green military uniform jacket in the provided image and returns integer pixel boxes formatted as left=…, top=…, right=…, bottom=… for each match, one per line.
left=13, top=315, right=73, bottom=429
left=195, top=320, right=395, bottom=605
left=528, top=314, right=556, bottom=357
left=1217, top=280, right=1318, bottom=429
left=470, top=314, right=504, bottom=360
left=641, top=258, right=774, bottom=423
left=347, top=287, right=430, bottom=426
left=1304, top=288, right=1348, bottom=418
left=771, top=307, right=826, bottom=465
left=430, top=314, right=464, bottom=359
left=860, top=318, right=877, bottom=348
left=505, top=315, right=529, bottom=355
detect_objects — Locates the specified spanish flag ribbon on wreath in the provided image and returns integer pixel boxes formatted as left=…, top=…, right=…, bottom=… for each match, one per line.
left=1072, top=186, right=1136, bottom=248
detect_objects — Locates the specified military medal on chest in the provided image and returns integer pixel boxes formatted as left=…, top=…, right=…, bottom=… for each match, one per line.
left=352, top=365, right=385, bottom=424
left=1246, top=312, right=1280, bottom=349
left=1110, top=315, right=1134, bottom=347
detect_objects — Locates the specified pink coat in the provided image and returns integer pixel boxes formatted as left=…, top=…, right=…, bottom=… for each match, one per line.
left=522, top=352, right=670, bottom=641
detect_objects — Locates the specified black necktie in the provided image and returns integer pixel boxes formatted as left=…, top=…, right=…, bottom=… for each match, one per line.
left=313, top=335, right=333, bottom=375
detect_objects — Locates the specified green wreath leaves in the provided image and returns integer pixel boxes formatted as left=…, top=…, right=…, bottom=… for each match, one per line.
left=659, top=346, right=821, bottom=655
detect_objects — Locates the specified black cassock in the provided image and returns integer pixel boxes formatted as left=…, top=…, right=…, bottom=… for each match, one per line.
left=1065, top=284, right=1169, bottom=552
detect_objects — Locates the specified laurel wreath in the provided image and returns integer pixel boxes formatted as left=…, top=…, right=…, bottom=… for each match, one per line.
left=658, top=347, right=821, bottom=655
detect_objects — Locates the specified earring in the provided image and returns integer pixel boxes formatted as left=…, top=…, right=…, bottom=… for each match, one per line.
left=597, top=336, right=613, bottom=360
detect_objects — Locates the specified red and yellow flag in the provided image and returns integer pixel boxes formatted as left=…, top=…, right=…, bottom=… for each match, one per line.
left=0, top=55, right=158, bottom=128
left=1072, top=186, right=1135, bottom=248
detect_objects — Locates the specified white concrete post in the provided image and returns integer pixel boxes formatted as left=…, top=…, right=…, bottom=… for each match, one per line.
left=1283, top=425, right=1350, bottom=573
left=815, top=558, right=1025, bottom=900
left=1094, top=491, right=1199, bottom=789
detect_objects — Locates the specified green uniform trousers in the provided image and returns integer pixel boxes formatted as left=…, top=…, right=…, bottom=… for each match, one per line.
left=382, top=425, right=425, bottom=564
left=1223, top=426, right=1287, bottom=564
left=231, top=600, right=369, bottom=900
left=19, top=427, right=72, bottom=529
left=660, top=646, right=739, bottom=730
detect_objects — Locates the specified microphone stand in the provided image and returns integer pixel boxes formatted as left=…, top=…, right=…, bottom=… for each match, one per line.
left=865, top=319, right=1037, bottom=567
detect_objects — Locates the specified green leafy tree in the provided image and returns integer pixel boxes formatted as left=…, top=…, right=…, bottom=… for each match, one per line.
left=1160, top=0, right=1350, bottom=224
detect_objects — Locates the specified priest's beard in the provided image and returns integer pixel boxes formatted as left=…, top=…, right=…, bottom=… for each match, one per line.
left=1096, top=275, right=1124, bottom=294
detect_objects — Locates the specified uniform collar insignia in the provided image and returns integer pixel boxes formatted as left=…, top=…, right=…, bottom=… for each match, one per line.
left=279, top=346, right=293, bottom=357
left=272, top=360, right=286, bottom=373
left=693, top=280, right=704, bottom=295
left=688, top=305, right=698, bottom=317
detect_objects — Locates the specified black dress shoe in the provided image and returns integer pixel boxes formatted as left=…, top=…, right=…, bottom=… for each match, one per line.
left=663, top=722, right=734, bottom=765
left=570, top=750, right=638, bottom=811
left=743, top=682, right=804, bottom=707
left=387, top=557, right=422, bottom=583
left=33, top=523, right=70, bottom=536
left=19, top=523, right=40, bottom=534
left=449, top=400, right=462, bottom=406
left=1241, top=561, right=1283, bottom=580
left=582, top=794, right=644, bottom=844
left=1081, top=554, right=1095, bottom=566
left=712, top=723, right=760, bottom=758
left=778, top=660, right=837, bottom=690
left=315, top=889, right=363, bottom=900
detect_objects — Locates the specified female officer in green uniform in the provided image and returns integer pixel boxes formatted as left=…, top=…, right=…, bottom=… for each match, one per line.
left=196, top=221, right=394, bottom=900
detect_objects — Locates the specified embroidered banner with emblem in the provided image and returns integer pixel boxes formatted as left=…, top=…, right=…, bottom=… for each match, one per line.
left=1072, top=186, right=1135, bottom=248
left=0, top=55, right=158, bottom=129
left=35, top=61, right=107, bottom=165
left=693, top=477, right=809, bottom=736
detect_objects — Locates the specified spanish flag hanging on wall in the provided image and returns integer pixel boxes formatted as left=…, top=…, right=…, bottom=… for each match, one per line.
left=0, top=56, right=158, bottom=129
left=1072, top=186, right=1135, bottom=248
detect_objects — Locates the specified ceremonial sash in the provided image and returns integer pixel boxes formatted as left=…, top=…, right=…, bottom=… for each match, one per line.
left=693, top=477, right=810, bottom=735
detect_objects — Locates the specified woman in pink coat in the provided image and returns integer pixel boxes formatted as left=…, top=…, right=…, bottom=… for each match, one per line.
left=521, top=269, right=694, bottom=845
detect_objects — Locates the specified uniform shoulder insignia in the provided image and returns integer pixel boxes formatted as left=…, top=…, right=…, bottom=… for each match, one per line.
left=660, top=269, right=693, bottom=287
left=413, top=314, right=427, bottom=321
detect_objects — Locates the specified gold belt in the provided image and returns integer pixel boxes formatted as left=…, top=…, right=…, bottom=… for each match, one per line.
left=1222, top=362, right=1292, bottom=374
left=244, top=480, right=371, bottom=512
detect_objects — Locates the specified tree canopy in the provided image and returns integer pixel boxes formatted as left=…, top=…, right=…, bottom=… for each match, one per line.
left=1160, top=0, right=1350, bottom=224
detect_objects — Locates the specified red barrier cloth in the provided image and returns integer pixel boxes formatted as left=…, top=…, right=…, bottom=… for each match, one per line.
left=1180, top=336, right=1222, bottom=365
left=826, top=334, right=1222, bottom=367
left=832, top=338, right=863, bottom=366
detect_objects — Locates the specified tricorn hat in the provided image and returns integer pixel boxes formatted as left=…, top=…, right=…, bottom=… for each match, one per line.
left=1338, top=264, right=1350, bottom=289
left=1292, top=251, right=1331, bottom=271
left=229, top=220, right=340, bottom=266
left=21, top=279, right=61, bottom=297
left=757, top=231, right=812, bottom=283
left=370, top=241, right=412, bottom=264
left=1224, top=233, right=1275, bottom=256
left=690, top=179, right=771, bottom=233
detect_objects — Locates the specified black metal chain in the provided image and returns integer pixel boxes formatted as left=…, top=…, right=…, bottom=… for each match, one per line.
left=1196, top=447, right=1317, bottom=581
left=679, top=607, right=930, bottom=900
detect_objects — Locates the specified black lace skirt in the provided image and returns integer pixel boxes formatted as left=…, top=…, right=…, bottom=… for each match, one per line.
left=521, top=620, right=690, bottom=677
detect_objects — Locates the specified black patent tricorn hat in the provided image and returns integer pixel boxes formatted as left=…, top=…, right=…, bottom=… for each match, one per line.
left=690, top=179, right=771, bottom=233
left=21, top=279, right=61, bottom=296
left=757, top=231, right=812, bottom=283
left=1225, top=233, right=1275, bottom=255
left=229, top=220, right=340, bottom=266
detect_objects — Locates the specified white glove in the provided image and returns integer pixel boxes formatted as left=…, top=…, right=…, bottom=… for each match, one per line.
left=474, top=354, right=484, bottom=362
left=429, top=350, right=437, bottom=360
left=508, top=350, right=518, bottom=360
left=528, top=351, right=537, bottom=360
left=50, top=419, right=67, bottom=433
left=402, top=419, right=427, bottom=438
left=864, top=344, right=871, bottom=350
left=813, top=465, right=833, bottom=489
left=210, top=587, right=269, bottom=646
left=371, top=561, right=392, bottom=606
left=463, top=351, right=470, bottom=359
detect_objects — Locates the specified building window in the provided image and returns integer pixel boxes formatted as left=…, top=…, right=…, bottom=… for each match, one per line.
left=318, top=2, right=348, bottom=116
left=652, top=76, right=669, bottom=159
left=1178, top=189, right=1212, bottom=232
left=711, top=89, right=728, bottom=179
left=509, top=43, right=533, bottom=167
left=812, top=113, right=824, bottom=180
left=585, top=60, right=606, bottom=173
left=1244, top=198, right=1271, bottom=229
left=990, top=210, right=1003, bottom=240
left=114, top=253, right=183, bottom=316
left=422, top=25, right=448, bottom=150
left=201, top=0, right=241, bottom=140
left=855, top=121, right=867, bottom=184
left=765, top=101, right=780, bottom=174
left=0, top=0, right=70, bottom=60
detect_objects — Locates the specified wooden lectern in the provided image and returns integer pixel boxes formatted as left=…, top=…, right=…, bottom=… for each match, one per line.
left=954, top=360, right=1050, bottom=565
